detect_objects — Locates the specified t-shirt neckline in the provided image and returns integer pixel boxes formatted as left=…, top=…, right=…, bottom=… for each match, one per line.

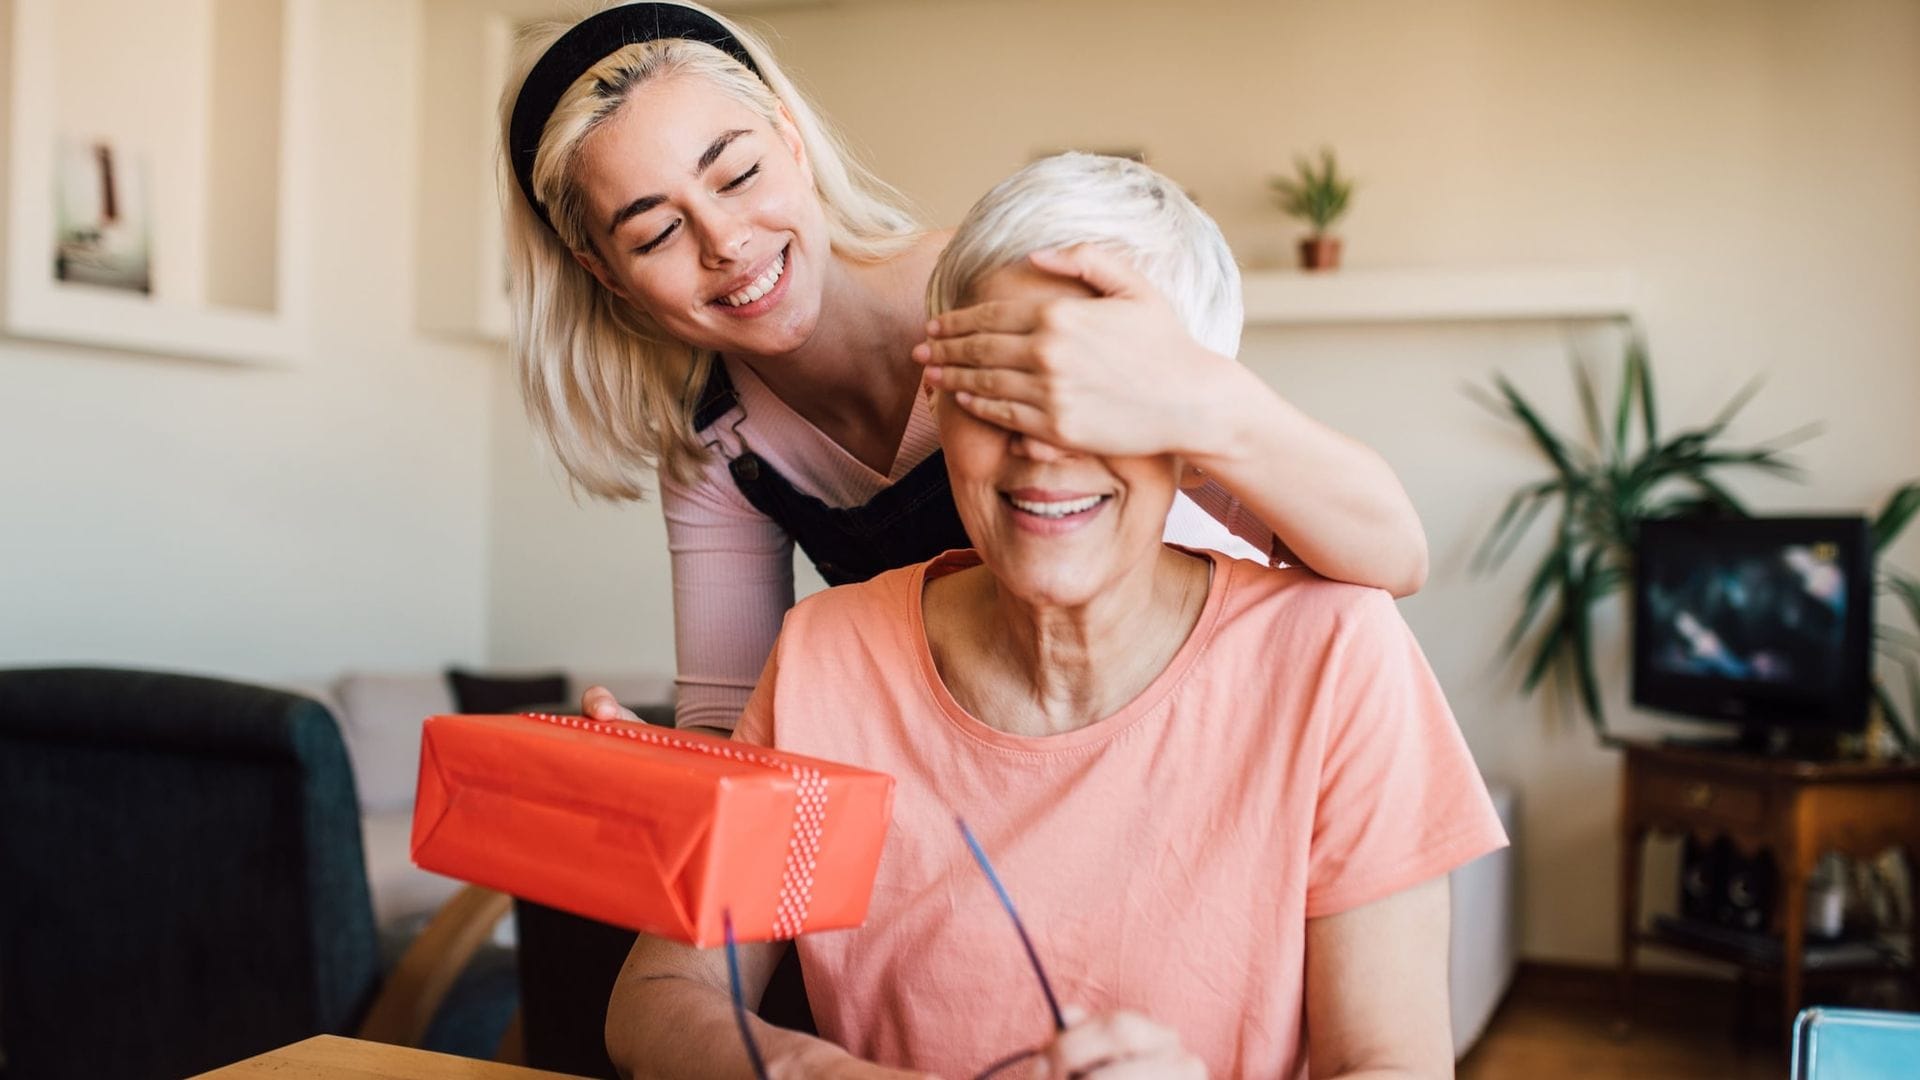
left=907, top=546, right=1233, bottom=754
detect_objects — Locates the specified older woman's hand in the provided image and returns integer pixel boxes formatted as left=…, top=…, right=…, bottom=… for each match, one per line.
left=580, top=684, right=641, bottom=723
left=914, top=245, right=1236, bottom=459
left=1038, top=1008, right=1206, bottom=1079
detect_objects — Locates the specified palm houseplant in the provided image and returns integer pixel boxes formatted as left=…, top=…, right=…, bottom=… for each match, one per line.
left=1269, top=147, right=1353, bottom=271
left=1872, top=482, right=1920, bottom=751
left=1471, top=330, right=1832, bottom=741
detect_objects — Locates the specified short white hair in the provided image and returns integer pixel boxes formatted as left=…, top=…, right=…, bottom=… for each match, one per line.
left=928, top=153, right=1243, bottom=357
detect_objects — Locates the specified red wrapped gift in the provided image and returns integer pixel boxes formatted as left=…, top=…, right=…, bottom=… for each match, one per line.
left=410, top=712, right=894, bottom=947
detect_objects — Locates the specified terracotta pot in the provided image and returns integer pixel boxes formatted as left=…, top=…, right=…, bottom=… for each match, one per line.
left=1299, top=235, right=1342, bottom=272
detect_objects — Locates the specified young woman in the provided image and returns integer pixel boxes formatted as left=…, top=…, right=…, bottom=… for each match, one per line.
left=501, top=2, right=1429, bottom=731
left=604, top=153, right=1503, bottom=1080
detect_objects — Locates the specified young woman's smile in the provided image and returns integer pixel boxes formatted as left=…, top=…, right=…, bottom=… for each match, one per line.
left=708, top=242, right=791, bottom=317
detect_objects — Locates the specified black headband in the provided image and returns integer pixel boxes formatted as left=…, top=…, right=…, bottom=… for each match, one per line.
left=509, top=3, right=763, bottom=234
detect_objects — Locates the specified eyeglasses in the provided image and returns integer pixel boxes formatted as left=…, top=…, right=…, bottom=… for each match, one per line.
left=726, top=817, right=1066, bottom=1080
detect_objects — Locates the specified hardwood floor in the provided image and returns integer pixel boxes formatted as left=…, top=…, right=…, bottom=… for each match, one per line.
left=1455, top=962, right=1912, bottom=1079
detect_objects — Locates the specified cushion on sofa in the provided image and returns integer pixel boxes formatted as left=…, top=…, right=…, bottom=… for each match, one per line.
left=333, top=673, right=456, bottom=814
left=362, top=809, right=464, bottom=927
left=446, top=668, right=569, bottom=714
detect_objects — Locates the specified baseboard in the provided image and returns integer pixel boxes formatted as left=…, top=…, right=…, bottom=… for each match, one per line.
left=1511, top=959, right=1741, bottom=1009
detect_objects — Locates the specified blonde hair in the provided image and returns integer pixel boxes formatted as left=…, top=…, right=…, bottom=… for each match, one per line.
left=502, top=2, right=921, bottom=499
left=928, top=153, right=1243, bottom=357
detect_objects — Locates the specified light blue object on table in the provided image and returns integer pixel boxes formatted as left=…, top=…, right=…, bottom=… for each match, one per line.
left=1791, top=1007, right=1920, bottom=1079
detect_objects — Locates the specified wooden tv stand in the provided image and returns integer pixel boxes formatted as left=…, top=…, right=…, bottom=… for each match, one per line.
left=1616, top=738, right=1920, bottom=1033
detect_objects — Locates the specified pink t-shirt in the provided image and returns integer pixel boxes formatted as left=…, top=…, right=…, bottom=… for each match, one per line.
left=735, top=548, right=1508, bottom=1078
left=661, top=358, right=1275, bottom=731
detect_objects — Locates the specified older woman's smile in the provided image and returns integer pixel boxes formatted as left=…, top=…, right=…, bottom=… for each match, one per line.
left=1002, top=488, right=1111, bottom=531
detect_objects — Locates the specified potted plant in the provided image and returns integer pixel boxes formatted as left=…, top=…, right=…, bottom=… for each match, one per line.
left=1872, top=482, right=1920, bottom=749
left=1470, top=328, right=1834, bottom=739
left=1269, top=147, right=1353, bottom=271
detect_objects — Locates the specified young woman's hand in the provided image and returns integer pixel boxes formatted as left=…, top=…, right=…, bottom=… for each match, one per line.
left=580, top=684, right=642, bottom=723
left=1036, top=1008, right=1206, bottom=1079
left=915, top=245, right=1242, bottom=460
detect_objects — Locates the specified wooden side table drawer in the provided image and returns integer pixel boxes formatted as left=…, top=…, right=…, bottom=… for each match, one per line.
left=1636, top=768, right=1767, bottom=832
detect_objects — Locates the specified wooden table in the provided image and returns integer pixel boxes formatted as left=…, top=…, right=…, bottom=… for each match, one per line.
left=193, top=1036, right=587, bottom=1079
left=1617, top=739, right=1920, bottom=1034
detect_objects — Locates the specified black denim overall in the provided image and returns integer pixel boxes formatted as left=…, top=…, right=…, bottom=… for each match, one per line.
left=694, top=360, right=971, bottom=585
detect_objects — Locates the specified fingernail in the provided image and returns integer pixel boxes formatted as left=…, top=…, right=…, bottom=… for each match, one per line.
left=924, top=365, right=942, bottom=382
left=911, top=342, right=930, bottom=361
left=925, top=319, right=941, bottom=335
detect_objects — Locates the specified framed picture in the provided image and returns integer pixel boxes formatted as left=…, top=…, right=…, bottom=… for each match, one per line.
left=53, top=139, right=153, bottom=294
left=2, top=0, right=315, bottom=364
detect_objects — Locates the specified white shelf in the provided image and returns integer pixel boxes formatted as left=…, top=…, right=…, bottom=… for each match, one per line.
left=1241, top=266, right=1636, bottom=326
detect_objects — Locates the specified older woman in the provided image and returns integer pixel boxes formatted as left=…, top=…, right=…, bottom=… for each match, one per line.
left=606, top=155, right=1505, bottom=1080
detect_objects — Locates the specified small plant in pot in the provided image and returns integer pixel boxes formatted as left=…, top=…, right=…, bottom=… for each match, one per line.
left=1269, top=147, right=1353, bottom=272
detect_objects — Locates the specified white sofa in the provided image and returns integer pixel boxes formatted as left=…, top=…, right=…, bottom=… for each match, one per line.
left=1449, top=782, right=1521, bottom=1057
left=316, top=670, right=1519, bottom=1057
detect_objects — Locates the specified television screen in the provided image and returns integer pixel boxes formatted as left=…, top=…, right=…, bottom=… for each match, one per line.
left=1632, top=517, right=1873, bottom=733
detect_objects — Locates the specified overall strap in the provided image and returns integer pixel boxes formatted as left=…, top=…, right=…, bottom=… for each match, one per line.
left=726, top=448, right=971, bottom=586
left=692, top=359, right=739, bottom=433
left=692, top=361, right=969, bottom=585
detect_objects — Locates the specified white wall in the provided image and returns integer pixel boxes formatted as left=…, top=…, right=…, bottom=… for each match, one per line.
left=0, top=0, right=500, bottom=681
left=482, top=0, right=1920, bottom=965
left=484, top=361, right=682, bottom=672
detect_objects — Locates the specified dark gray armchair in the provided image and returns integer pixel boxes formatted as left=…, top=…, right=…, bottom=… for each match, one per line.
left=0, top=667, right=516, bottom=1079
